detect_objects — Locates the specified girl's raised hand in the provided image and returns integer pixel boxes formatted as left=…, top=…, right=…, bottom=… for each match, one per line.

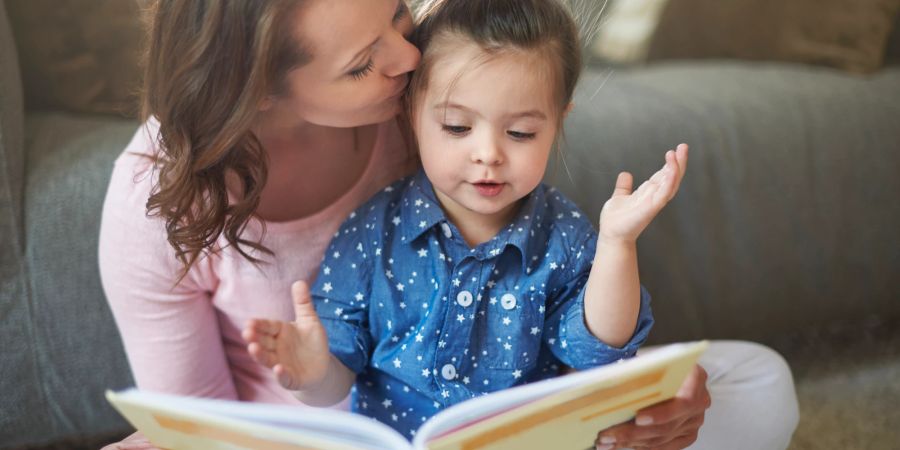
left=242, top=281, right=332, bottom=391
left=599, top=144, right=688, bottom=244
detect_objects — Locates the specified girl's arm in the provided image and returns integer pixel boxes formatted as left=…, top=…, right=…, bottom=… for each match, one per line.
left=583, top=145, right=688, bottom=346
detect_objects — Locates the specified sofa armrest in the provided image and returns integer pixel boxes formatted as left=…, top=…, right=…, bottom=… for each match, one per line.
left=1, top=0, right=24, bottom=267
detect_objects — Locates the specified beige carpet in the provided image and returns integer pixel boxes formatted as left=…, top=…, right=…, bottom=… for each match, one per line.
left=782, top=317, right=900, bottom=450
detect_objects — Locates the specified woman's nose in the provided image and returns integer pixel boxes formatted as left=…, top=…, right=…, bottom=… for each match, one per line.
left=383, top=31, right=421, bottom=78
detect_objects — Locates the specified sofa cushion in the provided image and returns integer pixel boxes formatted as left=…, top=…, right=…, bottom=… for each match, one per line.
left=6, top=0, right=145, bottom=117
left=0, top=112, right=139, bottom=447
left=549, top=62, right=900, bottom=342
left=646, top=0, right=900, bottom=74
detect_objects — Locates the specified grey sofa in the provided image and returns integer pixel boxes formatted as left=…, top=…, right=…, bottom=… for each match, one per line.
left=2, top=1, right=899, bottom=449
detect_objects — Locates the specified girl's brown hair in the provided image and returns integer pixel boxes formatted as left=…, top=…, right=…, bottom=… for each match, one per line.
left=141, top=0, right=309, bottom=279
left=407, top=0, right=582, bottom=127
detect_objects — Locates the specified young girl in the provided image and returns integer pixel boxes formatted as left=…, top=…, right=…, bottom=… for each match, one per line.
left=244, top=0, right=688, bottom=439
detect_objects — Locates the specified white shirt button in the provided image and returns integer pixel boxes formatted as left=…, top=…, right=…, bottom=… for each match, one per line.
left=441, top=222, right=453, bottom=238
left=457, top=290, right=473, bottom=307
left=441, top=364, right=457, bottom=380
left=501, top=293, right=517, bottom=310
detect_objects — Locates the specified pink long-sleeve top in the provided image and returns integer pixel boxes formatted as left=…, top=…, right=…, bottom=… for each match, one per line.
left=99, top=118, right=414, bottom=406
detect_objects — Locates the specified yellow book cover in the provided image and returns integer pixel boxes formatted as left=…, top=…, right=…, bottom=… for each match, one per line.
left=107, top=340, right=708, bottom=450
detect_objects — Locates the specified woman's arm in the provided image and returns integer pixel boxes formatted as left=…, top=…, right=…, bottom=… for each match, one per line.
left=98, top=152, right=237, bottom=399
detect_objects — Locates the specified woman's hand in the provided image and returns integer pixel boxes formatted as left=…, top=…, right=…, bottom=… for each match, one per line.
left=595, top=364, right=711, bottom=450
left=242, top=281, right=332, bottom=391
left=100, top=431, right=158, bottom=450
left=599, top=144, right=688, bottom=244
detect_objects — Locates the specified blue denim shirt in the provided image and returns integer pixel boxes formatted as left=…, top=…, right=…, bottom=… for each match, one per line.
left=311, top=170, right=653, bottom=438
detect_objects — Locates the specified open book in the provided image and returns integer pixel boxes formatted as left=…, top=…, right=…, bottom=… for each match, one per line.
left=107, top=340, right=708, bottom=450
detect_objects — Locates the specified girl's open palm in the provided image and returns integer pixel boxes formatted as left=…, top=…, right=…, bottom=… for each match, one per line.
left=242, top=281, right=331, bottom=391
left=599, top=144, right=688, bottom=243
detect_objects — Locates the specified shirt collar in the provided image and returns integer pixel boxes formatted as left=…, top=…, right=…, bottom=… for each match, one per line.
left=399, top=169, right=549, bottom=272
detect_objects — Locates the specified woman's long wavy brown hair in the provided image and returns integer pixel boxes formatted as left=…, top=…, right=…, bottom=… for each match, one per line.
left=141, top=0, right=309, bottom=280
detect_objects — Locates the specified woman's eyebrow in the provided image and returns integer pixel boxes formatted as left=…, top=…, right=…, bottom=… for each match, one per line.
left=341, top=0, right=403, bottom=72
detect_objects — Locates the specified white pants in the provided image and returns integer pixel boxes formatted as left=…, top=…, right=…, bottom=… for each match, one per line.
left=678, top=341, right=800, bottom=450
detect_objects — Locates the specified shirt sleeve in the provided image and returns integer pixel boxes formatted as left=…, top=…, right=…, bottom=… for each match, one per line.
left=99, top=150, right=237, bottom=399
left=311, top=210, right=375, bottom=375
left=542, top=230, right=654, bottom=370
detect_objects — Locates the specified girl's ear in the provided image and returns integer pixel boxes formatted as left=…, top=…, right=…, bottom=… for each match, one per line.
left=563, top=102, right=574, bottom=118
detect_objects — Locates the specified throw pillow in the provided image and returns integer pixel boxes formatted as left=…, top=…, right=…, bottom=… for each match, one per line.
left=646, top=0, right=900, bottom=74
left=6, top=0, right=146, bottom=117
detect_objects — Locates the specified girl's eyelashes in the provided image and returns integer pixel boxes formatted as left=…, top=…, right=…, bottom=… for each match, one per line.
left=508, top=130, right=537, bottom=140
left=441, top=125, right=537, bottom=140
left=348, top=60, right=375, bottom=80
left=442, top=125, right=471, bottom=136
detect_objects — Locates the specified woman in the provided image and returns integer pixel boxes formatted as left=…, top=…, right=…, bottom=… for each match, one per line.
left=100, top=1, right=797, bottom=449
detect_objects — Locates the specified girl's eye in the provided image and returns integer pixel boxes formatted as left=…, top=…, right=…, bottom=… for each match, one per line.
left=507, top=130, right=536, bottom=140
left=349, top=60, right=375, bottom=80
left=442, top=125, right=471, bottom=136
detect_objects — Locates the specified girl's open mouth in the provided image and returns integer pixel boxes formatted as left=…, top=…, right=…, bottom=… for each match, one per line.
left=473, top=182, right=504, bottom=197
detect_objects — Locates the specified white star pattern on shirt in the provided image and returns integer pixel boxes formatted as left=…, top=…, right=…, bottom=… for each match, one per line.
left=415, top=199, right=423, bottom=206
left=322, top=283, right=333, bottom=293
left=490, top=297, right=498, bottom=305
left=418, top=248, right=428, bottom=257
left=441, top=390, right=450, bottom=399
left=571, top=211, right=581, bottom=218
left=334, top=307, right=343, bottom=316
left=392, top=216, right=401, bottom=226
left=396, top=283, right=404, bottom=291
left=502, top=317, right=511, bottom=325
left=549, top=262, right=558, bottom=270
left=513, top=369, right=522, bottom=379
left=386, top=270, right=394, bottom=279
left=419, top=220, right=427, bottom=228
left=463, top=376, right=470, bottom=384
left=393, top=358, right=402, bottom=368
left=355, top=292, right=364, bottom=301
left=530, top=327, right=540, bottom=335
left=323, top=266, right=331, bottom=275
left=452, top=278, right=461, bottom=287
left=486, top=280, right=496, bottom=288
left=415, top=333, right=423, bottom=342
left=422, top=368, right=430, bottom=377
left=457, top=314, right=465, bottom=322
left=382, top=399, right=392, bottom=408
left=503, top=342, right=512, bottom=350
left=333, top=251, right=340, bottom=259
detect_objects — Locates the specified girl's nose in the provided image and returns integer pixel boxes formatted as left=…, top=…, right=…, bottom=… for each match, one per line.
left=471, top=138, right=504, bottom=166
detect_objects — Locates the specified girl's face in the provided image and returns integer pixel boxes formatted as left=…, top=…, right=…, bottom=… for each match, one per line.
left=413, top=42, right=562, bottom=227
left=265, top=0, right=420, bottom=128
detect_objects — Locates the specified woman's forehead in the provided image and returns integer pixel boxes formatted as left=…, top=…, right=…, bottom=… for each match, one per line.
left=290, top=0, right=399, bottom=68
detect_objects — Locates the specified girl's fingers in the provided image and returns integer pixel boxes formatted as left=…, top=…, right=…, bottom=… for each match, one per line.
left=274, top=364, right=297, bottom=390
left=612, top=172, right=633, bottom=197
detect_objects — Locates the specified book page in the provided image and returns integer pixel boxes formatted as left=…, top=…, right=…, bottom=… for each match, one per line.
left=107, top=390, right=411, bottom=450
left=413, top=341, right=707, bottom=450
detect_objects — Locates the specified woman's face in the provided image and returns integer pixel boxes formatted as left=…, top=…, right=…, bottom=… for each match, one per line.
left=267, top=0, right=420, bottom=128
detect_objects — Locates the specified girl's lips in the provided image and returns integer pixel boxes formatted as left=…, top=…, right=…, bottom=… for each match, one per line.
left=473, top=182, right=504, bottom=197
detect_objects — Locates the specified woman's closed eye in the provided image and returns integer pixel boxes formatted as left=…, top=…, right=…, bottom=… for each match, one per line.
left=348, top=60, right=375, bottom=80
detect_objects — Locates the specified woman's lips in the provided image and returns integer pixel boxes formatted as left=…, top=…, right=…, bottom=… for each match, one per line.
left=473, top=182, right=504, bottom=197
